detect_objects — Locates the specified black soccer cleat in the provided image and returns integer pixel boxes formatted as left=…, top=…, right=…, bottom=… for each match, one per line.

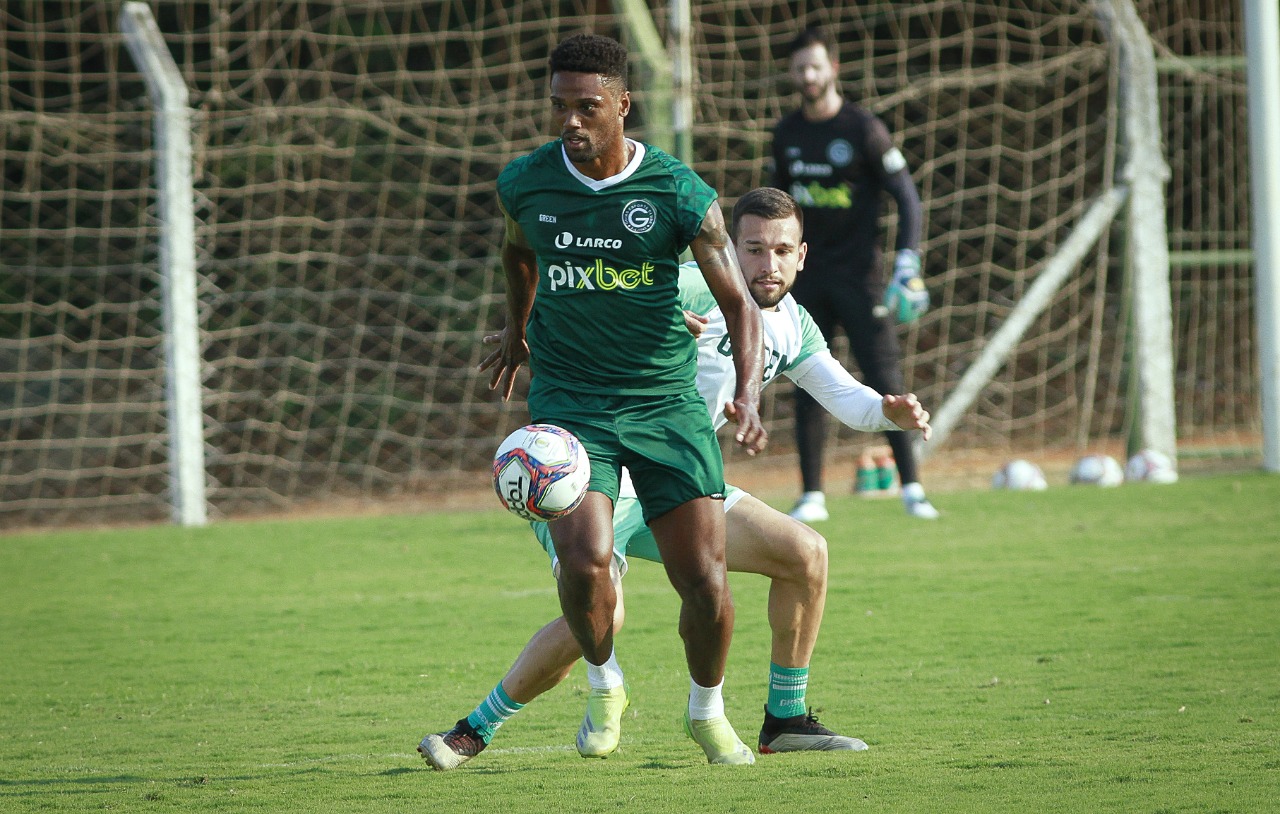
left=757, top=705, right=869, bottom=753
left=418, top=718, right=487, bottom=770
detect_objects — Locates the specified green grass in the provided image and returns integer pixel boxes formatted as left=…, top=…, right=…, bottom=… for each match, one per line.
left=2, top=473, right=1278, bottom=812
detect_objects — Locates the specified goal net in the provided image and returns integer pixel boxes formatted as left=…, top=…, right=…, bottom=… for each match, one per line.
left=0, top=0, right=1256, bottom=525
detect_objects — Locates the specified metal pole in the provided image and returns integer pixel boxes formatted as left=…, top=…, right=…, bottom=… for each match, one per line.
left=670, top=0, right=694, bottom=164
left=119, top=2, right=208, bottom=525
left=1244, top=0, right=1280, bottom=472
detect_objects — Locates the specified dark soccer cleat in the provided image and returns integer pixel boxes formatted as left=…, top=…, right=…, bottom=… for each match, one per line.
left=758, top=706, right=869, bottom=753
left=418, top=719, right=487, bottom=771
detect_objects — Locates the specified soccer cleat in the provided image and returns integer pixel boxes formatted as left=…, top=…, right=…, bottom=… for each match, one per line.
left=787, top=492, right=829, bottom=523
left=901, top=482, right=939, bottom=519
left=576, top=684, right=630, bottom=758
left=683, top=713, right=756, bottom=765
left=758, top=706, right=869, bottom=753
left=903, top=495, right=940, bottom=520
left=418, top=719, right=487, bottom=771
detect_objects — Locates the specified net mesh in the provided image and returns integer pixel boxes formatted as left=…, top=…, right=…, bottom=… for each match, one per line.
left=0, top=0, right=1255, bottom=525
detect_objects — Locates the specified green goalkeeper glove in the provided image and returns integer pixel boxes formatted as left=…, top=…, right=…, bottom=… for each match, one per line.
left=884, top=249, right=929, bottom=323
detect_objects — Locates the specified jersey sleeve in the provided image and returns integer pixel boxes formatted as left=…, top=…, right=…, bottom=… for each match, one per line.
left=673, top=164, right=719, bottom=248
left=786, top=351, right=898, bottom=433
left=863, top=116, right=922, bottom=252
left=862, top=115, right=903, bottom=181
left=498, top=198, right=529, bottom=248
left=785, top=302, right=830, bottom=370
left=678, top=261, right=719, bottom=315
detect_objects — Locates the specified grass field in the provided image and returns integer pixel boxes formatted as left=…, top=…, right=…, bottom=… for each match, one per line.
left=2, top=473, right=1278, bottom=812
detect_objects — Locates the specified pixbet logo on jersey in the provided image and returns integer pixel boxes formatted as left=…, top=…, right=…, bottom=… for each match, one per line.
left=547, top=259, right=656, bottom=291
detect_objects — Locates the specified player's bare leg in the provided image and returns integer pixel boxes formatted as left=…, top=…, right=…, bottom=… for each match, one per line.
left=722, top=495, right=867, bottom=753
left=650, top=497, right=754, bottom=764
left=723, top=495, right=827, bottom=666
left=419, top=570, right=629, bottom=770
left=547, top=491, right=619, bottom=667
left=547, top=494, right=631, bottom=757
left=649, top=497, right=733, bottom=685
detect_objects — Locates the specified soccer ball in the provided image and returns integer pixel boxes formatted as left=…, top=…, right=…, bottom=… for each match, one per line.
left=1125, top=449, right=1178, bottom=484
left=992, top=459, right=1047, bottom=491
left=493, top=424, right=591, bottom=521
left=1069, top=454, right=1124, bottom=487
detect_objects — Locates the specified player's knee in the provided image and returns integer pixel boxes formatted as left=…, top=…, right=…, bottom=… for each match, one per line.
left=784, top=525, right=828, bottom=588
left=556, top=547, right=614, bottom=586
left=679, top=582, right=735, bottom=631
left=671, top=563, right=731, bottom=607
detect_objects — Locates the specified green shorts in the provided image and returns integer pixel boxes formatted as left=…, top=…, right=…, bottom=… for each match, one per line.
left=528, top=380, right=725, bottom=523
left=532, top=484, right=746, bottom=578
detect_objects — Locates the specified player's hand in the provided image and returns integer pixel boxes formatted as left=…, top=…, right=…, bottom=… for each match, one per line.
left=881, top=393, right=932, bottom=441
left=683, top=309, right=709, bottom=338
left=478, top=326, right=530, bottom=402
left=722, top=399, right=768, bottom=455
left=884, top=249, right=930, bottom=323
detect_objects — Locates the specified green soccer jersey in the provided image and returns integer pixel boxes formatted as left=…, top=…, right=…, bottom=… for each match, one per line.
left=497, top=139, right=718, bottom=395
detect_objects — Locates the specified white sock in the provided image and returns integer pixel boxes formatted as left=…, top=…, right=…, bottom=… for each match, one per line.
left=800, top=490, right=825, bottom=504
left=586, top=649, right=625, bottom=691
left=901, top=482, right=925, bottom=502
left=688, top=677, right=725, bottom=720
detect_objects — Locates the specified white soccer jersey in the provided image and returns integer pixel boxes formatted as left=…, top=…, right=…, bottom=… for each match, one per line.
left=617, top=266, right=898, bottom=500
left=677, top=263, right=897, bottom=434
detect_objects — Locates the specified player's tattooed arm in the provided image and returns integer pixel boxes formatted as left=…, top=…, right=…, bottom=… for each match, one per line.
left=689, top=202, right=767, bottom=454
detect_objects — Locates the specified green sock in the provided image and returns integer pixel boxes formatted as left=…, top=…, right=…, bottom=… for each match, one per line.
left=876, top=465, right=897, bottom=490
left=766, top=663, right=809, bottom=719
left=465, top=683, right=524, bottom=744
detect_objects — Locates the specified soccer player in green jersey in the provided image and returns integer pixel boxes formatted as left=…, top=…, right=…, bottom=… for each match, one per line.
left=419, top=188, right=933, bottom=770
left=476, top=34, right=766, bottom=766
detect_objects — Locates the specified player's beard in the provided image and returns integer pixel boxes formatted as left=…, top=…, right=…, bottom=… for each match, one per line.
left=799, top=77, right=833, bottom=105
left=562, top=132, right=598, bottom=163
left=750, top=277, right=790, bottom=309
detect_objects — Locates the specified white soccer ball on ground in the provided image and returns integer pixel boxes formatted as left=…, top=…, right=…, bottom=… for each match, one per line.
left=992, top=459, right=1047, bottom=491
left=493, top=424, right=591, bottom=521
left=1125, top=448, right=1178, bottom=484
left=1069, top=454, right=1124, bottom=487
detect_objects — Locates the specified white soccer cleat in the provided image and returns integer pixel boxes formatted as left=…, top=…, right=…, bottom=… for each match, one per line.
left=684, top=713, right=756, bottom=765
left=788, top=492, right=829, bottom=523
left=902, top=483, right=939, bottom=519
left=904, top=496, right=940, bottom=520
left=576, top=684, right=630, bottom=758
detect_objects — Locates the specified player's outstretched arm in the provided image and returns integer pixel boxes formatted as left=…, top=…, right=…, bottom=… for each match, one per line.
left=881, top=393, right=932, bottom=441
left=689, top=203, right=767, bottom=454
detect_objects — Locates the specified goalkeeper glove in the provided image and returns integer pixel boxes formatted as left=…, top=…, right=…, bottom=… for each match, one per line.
left=884, top=249, right=930, bottom=323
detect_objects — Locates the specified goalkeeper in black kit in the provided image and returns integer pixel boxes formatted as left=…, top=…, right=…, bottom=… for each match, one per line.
left=771, top=26, right=938, bottom=522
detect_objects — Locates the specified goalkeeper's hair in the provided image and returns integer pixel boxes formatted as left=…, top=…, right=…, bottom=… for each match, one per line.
left=550, top=34, right=629, bottom=90
left=786, top=26, right=835, bottom=59
left=731, top=188, right=805, bottom=239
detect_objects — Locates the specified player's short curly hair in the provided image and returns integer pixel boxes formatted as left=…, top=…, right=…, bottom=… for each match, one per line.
left=549, top=33, right=629, bottom=89
left=731, top=188, right=805, bottom=239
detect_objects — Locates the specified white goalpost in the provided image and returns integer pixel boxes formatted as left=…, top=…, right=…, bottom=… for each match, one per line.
left=1244, top=0, right=1280, bottom=473
left=118, top=2, right=207, bottom=526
